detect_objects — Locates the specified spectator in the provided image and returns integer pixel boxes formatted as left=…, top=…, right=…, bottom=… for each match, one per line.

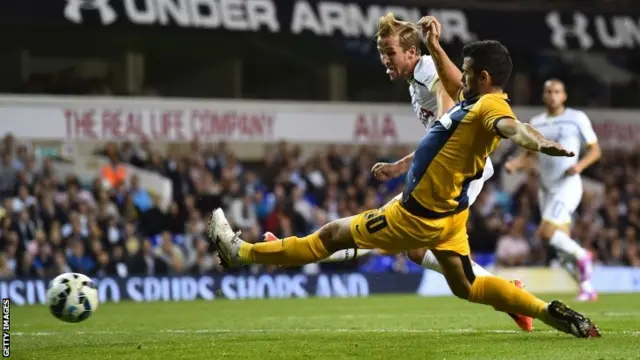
left=0, top=152, right=18, bottom=198
left=195, top=172, right=222, bottom=216
left=0, top=135, right=636, bottom=282
left=13, top=145, right=29, bottom=170
left=12, top=185, right=36, bottom=213
left=229, top=193, right=258, bottom=231
left=100, top=143, right=127, bottom=190
left=167, top=202, right=186, bottom=235
left=190, top=238, right=215, bottom=274
left=496, top=217, right=531, bottom=267
left=0, top=252, right=14, bottom=279
left=139, top=195, right=167, bottom=237
left=182, top=220, right=201, bottom=266
left=66, top=240, right=96, bottom=275
left=104, top=216, right=122, bottom=247
left=25, top=229, right=47, bottom=257
left=95, top=251, right=111, bottom=277
left=54, top=250, right=72, bottom=274
left=97, top=189, right=119, bottom=219
left=13, top=209, right=36, bottom=246
left=130, top=175, right=152, bottom=212
left=33, top=244, right=56, bottom=278
left=110, top=245, right=130, bottom=278
left=153, top=231, right=184, bottom=275
left=39, top=195, right=58, bottom=233
left=292, top=187, right=313, bottom=225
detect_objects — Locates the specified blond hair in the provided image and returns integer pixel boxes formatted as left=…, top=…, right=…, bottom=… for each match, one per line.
left=375, top=13, right=421, bottom=54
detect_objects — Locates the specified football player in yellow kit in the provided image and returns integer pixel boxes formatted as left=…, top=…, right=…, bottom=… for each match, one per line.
left=209, top=17, right=601, bottom=338
left=266, top=12, right=533, bottom=332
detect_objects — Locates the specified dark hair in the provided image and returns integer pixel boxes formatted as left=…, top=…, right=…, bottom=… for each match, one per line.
left=462, top=40, right=512, bottom=88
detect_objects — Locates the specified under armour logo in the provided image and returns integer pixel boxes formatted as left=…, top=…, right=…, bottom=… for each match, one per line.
left=64, top=0, right=117, bottom=25
left=546, top=11, right=594, bottom=50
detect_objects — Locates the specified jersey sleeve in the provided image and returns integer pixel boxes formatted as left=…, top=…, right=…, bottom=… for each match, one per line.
left=414, top=56, right=440, bottom=92
left=477, top=95, right=516, bottom=138
left=576, top=111, right=598, bottom=145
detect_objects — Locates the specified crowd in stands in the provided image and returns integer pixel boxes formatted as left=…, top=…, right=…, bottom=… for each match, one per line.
left=0, top=133, right=638, bottom=280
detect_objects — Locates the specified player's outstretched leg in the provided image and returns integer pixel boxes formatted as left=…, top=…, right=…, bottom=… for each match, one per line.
left=406, top=248, right=533, bottom=332
left=539, top=221, right=597, bottom=301
left=210, top=209, right=354, bottom=267
left=432, top=250, right=601, bottom=338
left=264, top=232, right=374, bottom=263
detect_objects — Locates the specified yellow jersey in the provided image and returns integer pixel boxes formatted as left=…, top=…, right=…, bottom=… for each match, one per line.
left=401, top=92, right=514, bottom=218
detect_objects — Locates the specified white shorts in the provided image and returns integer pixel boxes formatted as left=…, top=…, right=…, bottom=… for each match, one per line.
left=537, top=177, right=583, bottom=225
left=391, top=158, right=494, bottom=207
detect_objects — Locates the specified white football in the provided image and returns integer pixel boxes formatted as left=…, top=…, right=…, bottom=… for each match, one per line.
left=46, top=272, right=99, bottom=323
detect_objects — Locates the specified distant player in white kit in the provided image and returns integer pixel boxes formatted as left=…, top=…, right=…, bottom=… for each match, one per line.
left=264, top=13, right=532, bottom=331
left=505, top=79, right=601, bottom=301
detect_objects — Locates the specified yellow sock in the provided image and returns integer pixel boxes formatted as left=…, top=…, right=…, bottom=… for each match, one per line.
left=237, top=232, right=331, bottom=266
left=468, top=276, right=548, bottom=319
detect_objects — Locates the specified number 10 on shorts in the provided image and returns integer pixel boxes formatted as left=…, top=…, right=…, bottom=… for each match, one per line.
left=365, top=213, right=388, bottom=234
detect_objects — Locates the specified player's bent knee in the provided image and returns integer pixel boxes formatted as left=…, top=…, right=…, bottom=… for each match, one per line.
left=317, top=217, right=357, bottom=253
left=538, top=221, right=558, bottom=240
left=450, top=283, right=472, bottom=300
left=406, top=248, right=427, bottom=266
left=432, top=251, right=475, bottom=300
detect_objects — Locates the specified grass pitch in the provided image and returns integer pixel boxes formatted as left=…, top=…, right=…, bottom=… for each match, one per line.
left=12, top=293, right=640, bottom=359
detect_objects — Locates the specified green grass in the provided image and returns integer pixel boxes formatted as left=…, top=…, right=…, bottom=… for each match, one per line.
left=11, top=293, right=640, bottom=359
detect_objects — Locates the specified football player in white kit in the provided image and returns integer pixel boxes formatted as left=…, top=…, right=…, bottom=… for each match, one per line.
left=264, top=13, right=533, bottom=331
left=505, top=79, right=601, bottom=301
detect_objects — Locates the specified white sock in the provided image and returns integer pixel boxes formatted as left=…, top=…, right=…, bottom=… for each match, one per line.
left=318, top=249, right=372, bottom=263
left=471, top=261, right=493, bottom=277
left=559, top=255, right=580, bottom=282
left=420, top=250, right=442, bottom=272
left=549, top=230, right=587, bottom=261
left=420, top=251, right=493, bottom=276
left=580, top=280, right=595, bottom=293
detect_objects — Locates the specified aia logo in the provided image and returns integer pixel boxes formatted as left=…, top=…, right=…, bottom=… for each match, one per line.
left=419, top=108, right=435, bottom=127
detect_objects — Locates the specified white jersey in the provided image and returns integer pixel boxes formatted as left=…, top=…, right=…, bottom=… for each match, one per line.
left=530, top=108, right=598, bottom=191
left=402, top=55, right=494, bottom=206
left=409, top=55, right=440, bottom=128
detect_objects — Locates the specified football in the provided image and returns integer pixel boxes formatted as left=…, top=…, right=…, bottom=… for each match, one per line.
left=46, top=272, right=99, bottom=323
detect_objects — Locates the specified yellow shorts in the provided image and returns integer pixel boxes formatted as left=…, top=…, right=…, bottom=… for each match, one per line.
left=350, top=199, right=470, bottom=256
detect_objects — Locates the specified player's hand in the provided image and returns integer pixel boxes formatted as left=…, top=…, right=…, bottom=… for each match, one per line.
left=504, top=160, right=518, bottom=174
left=539, top=141, right=575, bottom=157
left=565, top=164, right=582, bottom=176
left=418, top=16, right=441, bottom=47
left=371, top=162, right=404, bottom=181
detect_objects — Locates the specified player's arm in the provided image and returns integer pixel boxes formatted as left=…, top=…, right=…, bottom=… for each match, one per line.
left=394, top=151, right=415, bottom=172
left=372, top=152, right=414, bottom=181
left=569, top=112, right=601, bottom=174
left=418, top=17, right=463, bottom=101
left=434, top=80, right=455, bottom=119
left=572, top=142, right=601, bottom=174
left=481, top=96, right=574, bottom=157
left=392, top=82, right=452, bottom=170
left=495, top=118, right=574, bottom=157
left=417, top=56, right=454, bottom=117
left=504, top=150, right=535, bottom=174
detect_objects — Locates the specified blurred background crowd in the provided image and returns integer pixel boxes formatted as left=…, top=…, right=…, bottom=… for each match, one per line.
left=1, top=132, right=638, bottom=280
left=0, top=0, right=639, bottom=280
